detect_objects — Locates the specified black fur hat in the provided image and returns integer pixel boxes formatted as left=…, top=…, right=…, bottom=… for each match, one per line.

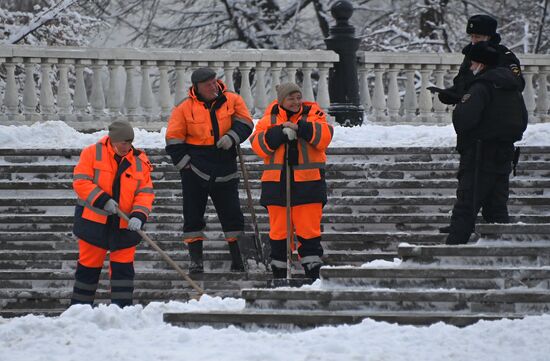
left=468, top=41, right=499, bottom=66
left=466, top=14, right=497, bottom=36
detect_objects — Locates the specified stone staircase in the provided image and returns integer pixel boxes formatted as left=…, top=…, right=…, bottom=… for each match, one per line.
left=1, top=146, right=550, bottom=321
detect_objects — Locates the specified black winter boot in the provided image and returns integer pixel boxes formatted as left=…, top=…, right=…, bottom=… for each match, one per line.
left=188, top=240, right=204, bottom=274
left=228, top=241, right=245, bottom=272
left=271, top=265, right=287, bottom=279
left=303, top=263, right=322, bottom=280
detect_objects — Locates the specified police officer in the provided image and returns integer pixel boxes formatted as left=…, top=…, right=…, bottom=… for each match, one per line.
left=445, top=42, right=527, bottom=245
left=429, top=14, right=524, bottom=104
left=165, top=68, right=254, bottom=273
left=71, top=120, right=155, bottom=307
left=250, top=83, right=333, bottom=280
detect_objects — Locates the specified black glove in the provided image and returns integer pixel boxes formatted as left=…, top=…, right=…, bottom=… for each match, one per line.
left=265, top=125, right=287, bottom=149
left=427, top=86, right=461, bottom=105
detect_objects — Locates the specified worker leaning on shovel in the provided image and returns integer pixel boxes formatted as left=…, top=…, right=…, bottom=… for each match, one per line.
left=250, top=83, right=334, bottom=280
left=70, top=120, right=155, bottom=308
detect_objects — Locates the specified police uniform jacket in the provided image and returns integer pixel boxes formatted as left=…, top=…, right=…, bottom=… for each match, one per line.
left=452, top=67, right=528, bottom=174
left=440, top=35, right=524, bottom=104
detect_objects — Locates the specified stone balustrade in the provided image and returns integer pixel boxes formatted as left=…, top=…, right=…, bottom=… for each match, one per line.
left=1, top=45, right=549, bottom=130
left=359, top=52, right=550, bottom=124
left=0, top=45, right=338, bottom=130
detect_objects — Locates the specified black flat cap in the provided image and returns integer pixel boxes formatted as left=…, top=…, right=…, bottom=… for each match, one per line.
left=191, top=67, right=216, bottom=84
left=468, top=41, right=499, bottom=66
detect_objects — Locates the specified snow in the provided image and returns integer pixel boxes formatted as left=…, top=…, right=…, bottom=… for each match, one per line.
left=1, top=296, right=550, bottom=361
left=0, top=120, right=549, bottom=149
left=1, top=120, right=549, bottom=359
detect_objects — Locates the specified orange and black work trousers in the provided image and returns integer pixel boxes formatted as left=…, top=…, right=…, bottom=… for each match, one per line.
left=70, top=239, right=136, bottom=308
left=180, top=169, right=244, bottom=245
left=267, top=203, right=324, bottom=273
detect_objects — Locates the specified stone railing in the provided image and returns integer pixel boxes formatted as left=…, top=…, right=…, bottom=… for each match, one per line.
left=0, top=45, right=338, bottom=130
left=358, top=52, right=550, bottom=124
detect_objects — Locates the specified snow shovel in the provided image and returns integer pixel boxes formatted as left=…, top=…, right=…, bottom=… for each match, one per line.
left=237, top=145, right=268, bottom=267
left=116, top=208, right=205, bottom=297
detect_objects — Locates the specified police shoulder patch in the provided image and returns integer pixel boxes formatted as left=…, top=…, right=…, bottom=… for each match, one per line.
left=461, top=94, right=471, bottom=103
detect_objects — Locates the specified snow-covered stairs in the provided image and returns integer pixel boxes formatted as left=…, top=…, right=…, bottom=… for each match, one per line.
left=165, top=224, right=550, bottom=328
left=1, top=146, right=550, bottom=319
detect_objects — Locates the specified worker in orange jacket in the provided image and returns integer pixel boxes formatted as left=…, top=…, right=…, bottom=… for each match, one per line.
left=70, top=120, right=154, bottom=308
left=250, top=83, right=333, bottom=280
left=165, top=68, right=254, bottom=274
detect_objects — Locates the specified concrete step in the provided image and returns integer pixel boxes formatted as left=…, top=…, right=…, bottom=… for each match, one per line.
left=241, top=288, right=550, bottom=313
left=0, top=231, right=447, bottom=252
left=476, top=223, right=550, bottom=234
left=0, top=249, right=395, bottom=269
left=2, top=196, right=549, bottom=215
left=162, top=309, right=523, bottom=328
left=397, top=243, right=550, bottom=266
left=319, top=266, right=550, bottom=289
left=1, top=215, right=548, bottom=234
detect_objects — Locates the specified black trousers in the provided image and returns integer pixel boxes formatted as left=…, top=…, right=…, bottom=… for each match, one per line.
left=447, top=169, right=510, bottom=244
left=180, top=169, right=244, bottom=239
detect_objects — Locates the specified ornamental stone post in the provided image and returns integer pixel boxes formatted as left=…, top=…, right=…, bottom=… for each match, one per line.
left=324, top=0, right=363, bottom=126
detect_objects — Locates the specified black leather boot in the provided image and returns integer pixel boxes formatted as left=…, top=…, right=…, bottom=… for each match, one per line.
left=188, top=240, right=204, bottom=274
left=303, top=263, right=322, bottom=280
left=271, top=265, right=287, bottom=279
left=228, top=241, right=245, bottom=272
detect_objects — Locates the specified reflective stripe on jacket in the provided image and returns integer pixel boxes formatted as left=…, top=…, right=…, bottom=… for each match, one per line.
left=165, top=80, right=253, bottom=181
left=72, top=136, right=154, bottom=250
left=250, top=100, right=333, bottom=206
left=251, top=100, right=333, bottom=183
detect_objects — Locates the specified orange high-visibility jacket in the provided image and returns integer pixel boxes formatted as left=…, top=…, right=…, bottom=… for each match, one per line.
left=73, top=136, right=154, bottom=250
left=165, top=80, right=253, bottom=181
left=250, top=100, right=334, bottom=206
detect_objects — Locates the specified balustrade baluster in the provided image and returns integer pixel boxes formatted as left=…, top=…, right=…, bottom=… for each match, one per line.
left=57, top=60, right=72, bottom=116
left=90, top=60, right=107, bottom=115
left=302, top=63, right=316, bottom=102
left=268, top=63, right=284, bottom=101
left=432, top=66, right=449, bottom=123
left=358, top=65, right=372, bottom=114
left=140, top=61, right=155, bottom=116
left=387, top=65, right=401, bottom=122
left=74, top=60, right=90, bottom=114
left=223, top=62, right=238, bottom=92
left=523, top=66, right=537, bottom=121
left=4, top=60, right=19, bottom=115
left=22, top=58, right=39, bottom=115
left=124, top=61, right=139, bottom=116
left=418, top=65, right=434, bottom=123
left=107, top=61, right=123, bottom=116
left=239, top=62, right=254, bottom=112
left=159, top=61, right=174, bottom=118
left=174, top=61, right=190, bottom=105
left=403, top=65, right=419, bottom=123
left=372, top=64, right=387, bottom=122
left=536, top=67, right=550, bottom=122
left=284, top=63, right=299, bottom=84
left=254, top=62, right=269, bottom=115
left=317, top=63, right=331, bottom=111
left=39, top=59, right=56, bottom=117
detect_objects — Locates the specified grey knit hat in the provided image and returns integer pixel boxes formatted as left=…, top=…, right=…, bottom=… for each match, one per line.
left=276, top=82, right=302, bottom=104
left=108, top=120, right=134, bottom=142
left=191, top=67, right=217, bottom=85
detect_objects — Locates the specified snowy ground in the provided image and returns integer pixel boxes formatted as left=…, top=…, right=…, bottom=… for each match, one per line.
left=1, top=121, right=550, bottom=360
left=0, top=120, right=549, bottom=148
left=1, top=295, right=549, bottom=361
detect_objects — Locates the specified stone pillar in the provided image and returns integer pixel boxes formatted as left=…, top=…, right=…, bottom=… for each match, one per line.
left=324, top=0, right=363, bottom=126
